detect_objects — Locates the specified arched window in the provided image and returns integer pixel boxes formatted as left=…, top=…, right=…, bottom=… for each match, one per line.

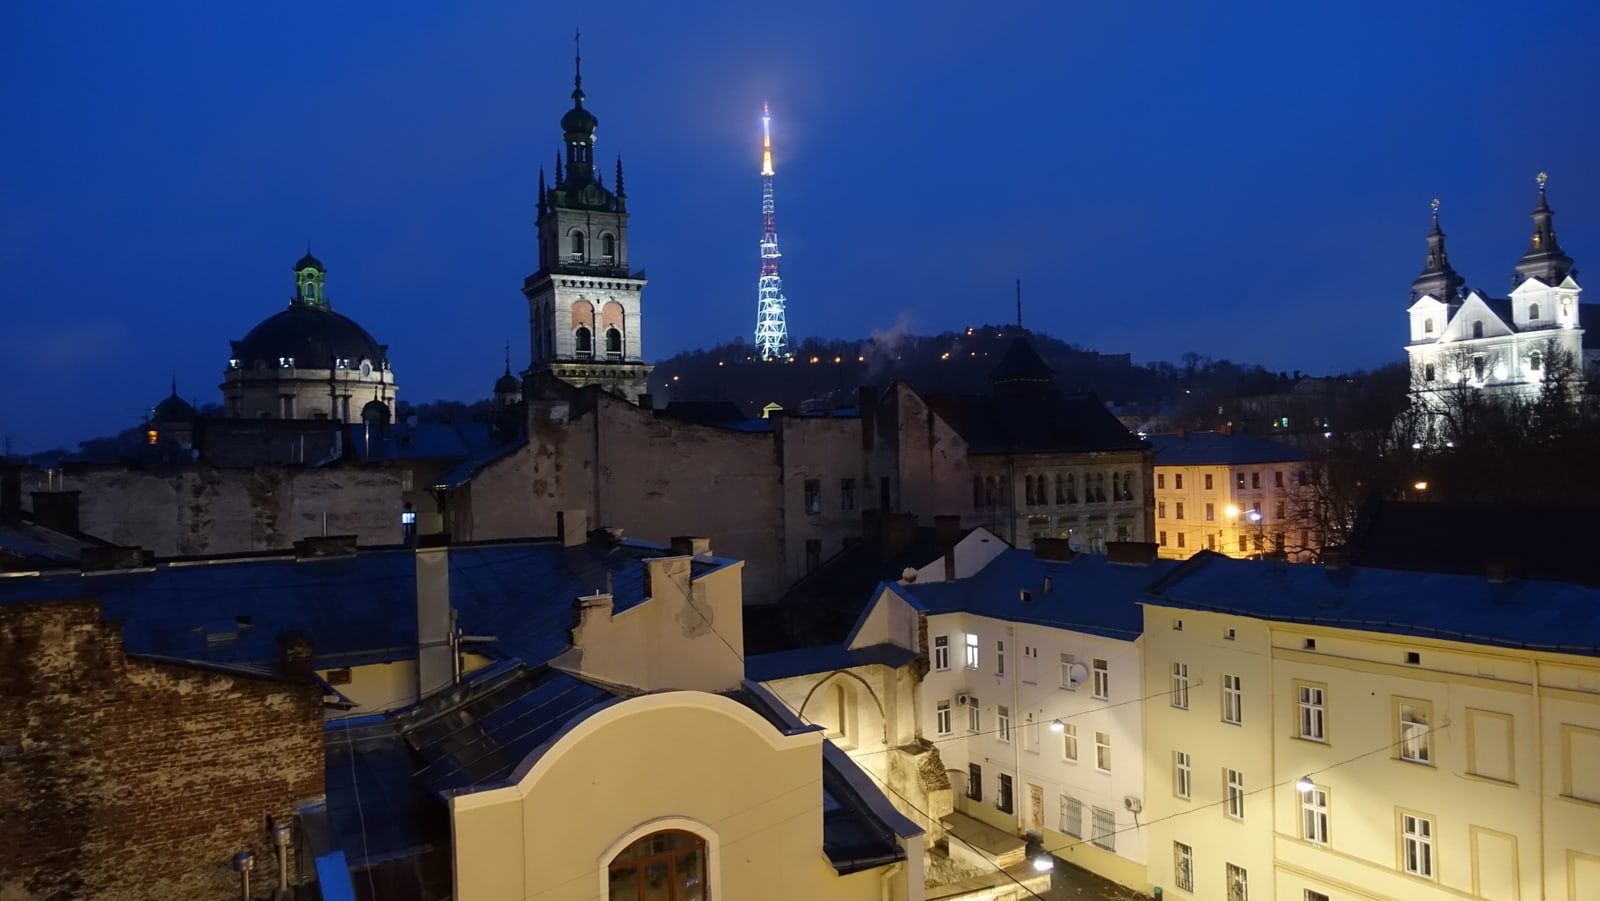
left=1055, top=474, right=1066, bottom=505
left=1423, top=317, right=1434, bottom=335
left=605, top=327, right=622, bottom=359
left=1472, top=320, right=1484, bottom=339
left=1065, top=474, right=1077, bottom=504
left=1424, top=363, right=1435, bottom=382
left=607, top=830, right=707, bottom=901
left=1530, top=351, right=1543, bottom=371
left=984, top=476, right=996, bottom=507
left=1094, top=473, right=1106, bottom=503
left=1122, top=470, right=1134, bottom=501
left=1110, top=472, right=1121, bottom=503
left=1529, top=303, right=1540, bottom=320
left=602, top=233, right=616, bottom=258
left=570, top=231, right=586, bottom=257
left=575, top=326, right=593, bottom=358
left=1025, top=475, right=1037, bottom=506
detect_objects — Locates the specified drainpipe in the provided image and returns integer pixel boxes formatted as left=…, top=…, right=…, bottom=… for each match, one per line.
left=232, top=850, right=254, bottom=901
left=271, top=818, right=292, bottom=899
left=1010, top=623, right=1023, bottom=834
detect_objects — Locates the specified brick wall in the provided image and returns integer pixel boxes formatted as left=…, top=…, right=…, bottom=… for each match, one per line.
left=0, top=600, right=325, bottom=900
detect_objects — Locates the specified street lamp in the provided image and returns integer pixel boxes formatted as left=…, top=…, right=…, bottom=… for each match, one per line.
left=1049, top=718, right=1065, bottom=733
left=1295, top=775, right=1315, bottom=794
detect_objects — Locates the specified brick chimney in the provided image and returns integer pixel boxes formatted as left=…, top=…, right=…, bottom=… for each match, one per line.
left=1033, top=538, right=1076, bottom=562
left=1106, top=541, right=1159, bottom=565
left=671, top=536, right=712, bottom=557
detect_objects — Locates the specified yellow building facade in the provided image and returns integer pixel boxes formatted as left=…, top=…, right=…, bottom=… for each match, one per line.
left=1142, top=554, right=1600, bottom=901
left=1149, top=432, right=1314, bottom=561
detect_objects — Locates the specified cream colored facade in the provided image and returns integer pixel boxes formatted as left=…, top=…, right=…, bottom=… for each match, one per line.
left=1152, top=459, right=1313, bottom=561
left=1142, top=603, right=1600, bottom=901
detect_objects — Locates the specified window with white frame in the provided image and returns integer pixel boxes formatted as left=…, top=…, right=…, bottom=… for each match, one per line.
left=1398, top=701, right=1432, bottom=764
left=1092, top=658, right=1109, bottom=699
left=996, top=640, right=1006, bottom=676
left=933, top=635, right=950, bottom=671
left=1301, top=786, right=1328, bottom=845
left=1226, top=863, right=1248, bottom=901
left=1222, top=673, right=1243, bottom=725
left=1095, top=731, right=1111, bottom=771
left=1091, top=806, right=1116, bottom=851
left=1060, top=652, right=1078, bottom=689
left=1021, top=645, right=1038, bottom=683
left=1174, top=842, right=1194, bottom=892
left=936, top=700, right=952, bottom=736
left=1224, top=768, right=1245, bottom=819
left=1062, top=723, right=1078, bottom=762
left=997, top=705, right=1011, bottom=742
left=996, top=774, right=1013, bottom=813
left=967, top=695, right=981, bottom=732
left=1061, top=795, right=1083, bottom=837
left=965, top=633, right=979, bottom=669
left=1174, top=751, right=1191, bottom=799
left=1298, top=684, right=1326, bottom=741
left=1401, top=812, right=1434, bottom=878
left=1171, top=662, right=1190, bottom=709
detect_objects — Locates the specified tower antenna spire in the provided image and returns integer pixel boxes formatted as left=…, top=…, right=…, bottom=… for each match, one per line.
left=573, top=29, right=582, bottom=91
left=1016, top=279, right=1022, bottom=329
left=753, top=103, right=789, bottom=359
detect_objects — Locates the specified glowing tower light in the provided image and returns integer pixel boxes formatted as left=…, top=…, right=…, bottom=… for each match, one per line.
left=753, top=103, right=790, bottom=360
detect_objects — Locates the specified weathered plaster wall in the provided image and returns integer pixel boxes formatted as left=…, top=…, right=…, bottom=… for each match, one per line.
left=0, top=600, right=325, bottom=901
left=46, top=465, right=403, bottom=556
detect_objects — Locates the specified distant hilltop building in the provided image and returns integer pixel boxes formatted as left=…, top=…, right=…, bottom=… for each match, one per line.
left=1405, top=174, right=1592, bottom=423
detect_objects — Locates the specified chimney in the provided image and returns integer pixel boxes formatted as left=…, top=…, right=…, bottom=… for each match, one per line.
left=415, top=533, right=453, bottom=700
left=934, top=514, right=961, bottom=550
left=1219, top=423, right=1233, bottom=436
left=80, top=546, right=147, bottom=572
left=294, top=535, right=358, bottom=558
left=1, top=469, right=21, bottom=525
left=671, top=536, right=712, bottom=557
left=881, top=512, right=918, bottom=557
left=1106, top=541, right=1159, bottom=565
left=1033, top=538, right=1076, bottom=562
left=31, top=490, right=80, bottom=534
left=558, top=509, right=587, bottom=547
left=859, top=386, right=878, bottom=450
left=862, top=509, right=884, bottom=544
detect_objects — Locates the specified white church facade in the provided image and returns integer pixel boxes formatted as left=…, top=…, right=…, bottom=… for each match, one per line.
left=1404, top=175, right=1589, bottom=427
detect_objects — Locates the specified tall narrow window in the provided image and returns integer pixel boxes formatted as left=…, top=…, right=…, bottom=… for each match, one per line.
left=1401, top=813, right=1434, bottom=878
left=1095, top=731, right=1112, bottom=771
left=1062, top=724, right=1078, bottom=761
left=1225, top=768, right=1245, bottom=819
left=936, top=700, right=952, bottom=735
left=1060, top=652, right=1077, bottom=689
left=575, top=326, right=593, bottom=358
left=1298, top=684, right=1326, bottom=741
left=1091, top=806, right=1116, bottom=850
left=804, top=540, right=821, bottom=573
left=1226, top=863, right=1248, bottom=901
left=602, top=233, right=616, bottom=258
left=1174, top=751, right=1192, bottom=799
left=1301, top=786, right=1328, bottom=845
left=1065, top=474, right=1077, bottom=504
left=1473, top=320, right=1484, bottom=339
left=965, top=633, right=979, bottom=670
left=803, top=479, right=821, bottom=514
left=996, top=640, right=1006, bottom=676
left=997, top=705, right=1011, bottom=743
left=605, top=327, right=622, bottom=359
left=1223, top=674, right=1243, bottom=725
left=1092, top=658, right=1109, bottom=699
left=1398, top=701, right=1432, bottom=764
left=996, top=774, right=1013, bottom=813
left=1174, top=843, right=1194, bottom=892
left=570, top=231, right=586, bottom=256
left=1025, top=474, right=1037, bottom=506
left=967, top=695, right=981, bottom=733
left=1021, top=645, right=1038, bottom=683
left=932, top=635, right=950, bottom=671
left=1061, top=795, right=1083, bottom=838
left=1423, top=316, right=1434, bottom=334
left=1121, top=470, right=1133, bottom=500
left=1055, top=473, right=1067, bottom=504
left=968, top=763, right=982, bottom=802
left=840, top=478, right=857, bottom=511
left=1171, top=662, right=1190, bottom=709
left=1530, top=351, right=1544, bottom=371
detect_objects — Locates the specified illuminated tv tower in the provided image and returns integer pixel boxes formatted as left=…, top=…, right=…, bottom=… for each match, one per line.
left=753, top=103, right=789, bottom=359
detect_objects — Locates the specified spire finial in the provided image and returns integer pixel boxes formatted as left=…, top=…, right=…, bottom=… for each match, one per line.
left=615, top=156, right=625, bottom=197
left=572, top=29, right=584, bottom=100
left=1431, top=198, right=1440, bottom=214
left=170, top=373, right=178, bottom=397
left=1015, top=279, right=1023, bottom=329
left=1537, top=171, right=1548, bottom=189
left=554, top=151, right=563, bottom=186
left=504, top=341, right=512, bottom=375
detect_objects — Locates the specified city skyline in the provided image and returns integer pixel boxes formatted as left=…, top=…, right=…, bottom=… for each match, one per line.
left=5, top=1, right=1600, bottom=452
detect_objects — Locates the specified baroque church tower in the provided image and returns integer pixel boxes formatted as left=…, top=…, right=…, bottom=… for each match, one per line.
left=524, top=47, right=652, bottom=403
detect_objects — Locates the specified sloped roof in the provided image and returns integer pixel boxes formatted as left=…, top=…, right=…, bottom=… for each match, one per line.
left=897, top=547, right=1177, bottom=641
left=745, top=642, right=920, bottom=682
left=1148, top=431, right=1307, bottom=466
left=1145, top=551, right=1600, bottom=656
left=927, top=392, right=1147, bottom=456
left=988, top=337, right=1056, bottom=383
left=1346, top=498, right=1600, bottom=586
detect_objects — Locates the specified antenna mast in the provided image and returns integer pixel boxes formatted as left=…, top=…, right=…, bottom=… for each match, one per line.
left=754, top=103, right=790, bottom=359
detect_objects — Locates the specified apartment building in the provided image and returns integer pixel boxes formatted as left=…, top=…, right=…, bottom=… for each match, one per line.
left=1148, top=431, right=1314, bottom=561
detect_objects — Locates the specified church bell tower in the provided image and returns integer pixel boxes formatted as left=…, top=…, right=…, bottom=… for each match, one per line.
left=524, top=41, right=652, bottom=403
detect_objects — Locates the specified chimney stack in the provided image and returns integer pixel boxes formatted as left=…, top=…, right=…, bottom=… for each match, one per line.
left=1033, top=538, right=1076, bottom=562
left=558, top=509, right=587, bottom=547
left=671, top=536, right=712, bottom=557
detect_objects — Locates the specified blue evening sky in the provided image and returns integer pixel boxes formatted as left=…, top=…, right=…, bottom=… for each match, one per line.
left=4, top=1, right=1598, bottom=451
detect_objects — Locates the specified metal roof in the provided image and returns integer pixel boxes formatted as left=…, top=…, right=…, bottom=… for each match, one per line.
left=1148, top=431, right=1307, bottom=466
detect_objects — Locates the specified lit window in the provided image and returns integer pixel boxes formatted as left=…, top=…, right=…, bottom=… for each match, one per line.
left=1301, top=786, right=1328, bottom=845
left=1223, top=674, right=1243, bottom=725
left=1204, top=473, right=1213, bottom=490
left=1298, top=684, right=1326, bottom=741
left=996, top=640, right=1006, bottom=676
left=997, top=705, right=1011, bottom=742
left=279, top=356, right=294, bottom=368
left=606, top=829, right=706, bottom=901
left=1399, top=701, right=1432, bottom=764
left=1092, top=658, right=1109, bottom=699
left=1062, top=723, right=1078, bottom=761
left=1225, top=768, right=1245, bottom=819
left=932, top=635, right=949, bottom=671
left=1205, top=502, right=1215, bottom=521
left=1174, top=751, right=1191, bottom=799
left=1171, top=662, right=1190, bottom=709
left=1401, top=812, right=1434, bottom=878
left=936, top=700, right=952, bottom=736
left=1059, top=652, right=1076, bottom=688
left=965, top=633, right=979, bottom=670
left=1095, top=731, right=1111, bottom=771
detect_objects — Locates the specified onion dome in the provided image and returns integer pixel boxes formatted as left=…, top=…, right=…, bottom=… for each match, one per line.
left=294, top=251, right=325, bottom=273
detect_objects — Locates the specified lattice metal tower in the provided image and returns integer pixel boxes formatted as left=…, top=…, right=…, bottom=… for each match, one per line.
left=753, top=103, right=789, bottom=359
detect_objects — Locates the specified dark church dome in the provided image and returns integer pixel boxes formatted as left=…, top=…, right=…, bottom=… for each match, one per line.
left=295, top=251, right=325, bottom=272
left=495, top=370, right=521, bottom=395
left=232, top=304, right=387, bottom=369
left=151, top=392, right=196, bottom=422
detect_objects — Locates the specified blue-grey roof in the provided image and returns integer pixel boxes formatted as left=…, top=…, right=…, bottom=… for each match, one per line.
left=348, top=421, right=500, bottom=462
left=745, top=642, right=919, bottom=682
left=1148, top=431, right=1306, bottom=466
left=0, top=539, right=736, bottom=671
left=893, top=548, right=1178, bottom=641
left=1146, top=552, right=1600, bottom=656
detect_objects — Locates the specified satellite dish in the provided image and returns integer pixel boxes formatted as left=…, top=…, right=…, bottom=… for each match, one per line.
left=1067, top=534, right=1086, bottom=553
left=1069, top=662, right=1089, bottom=685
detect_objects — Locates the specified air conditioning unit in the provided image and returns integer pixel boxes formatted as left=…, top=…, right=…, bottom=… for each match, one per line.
left=956, top=692, right=972, bottom=706
left=1124, top=795, right=1143, bottom=814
